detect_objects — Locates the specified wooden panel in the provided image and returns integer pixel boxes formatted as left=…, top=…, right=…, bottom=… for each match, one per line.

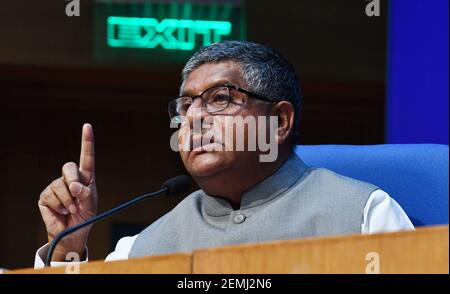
left=9, top=253, right=192, bottom=274
left=193, top=225, right=449, bottom=274
left=7, top=226, right=447, bottom=274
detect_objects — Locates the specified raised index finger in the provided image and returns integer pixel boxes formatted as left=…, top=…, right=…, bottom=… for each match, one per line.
left=79, top=123, right=95, bottom=184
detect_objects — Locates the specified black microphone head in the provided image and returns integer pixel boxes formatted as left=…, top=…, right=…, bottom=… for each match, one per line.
left=161, top=175, right=191, bottom=196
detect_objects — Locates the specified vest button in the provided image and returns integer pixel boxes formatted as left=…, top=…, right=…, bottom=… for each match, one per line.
left=233, top=213, right=246, bottom=224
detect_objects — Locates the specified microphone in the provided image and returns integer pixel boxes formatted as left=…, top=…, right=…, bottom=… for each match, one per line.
left=45, top=175, right=191, bottom=267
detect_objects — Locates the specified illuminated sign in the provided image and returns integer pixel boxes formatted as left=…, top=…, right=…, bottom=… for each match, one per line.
left=107, top=17, right=232, bottom=50
left=94, top=1, right=245, bottom=65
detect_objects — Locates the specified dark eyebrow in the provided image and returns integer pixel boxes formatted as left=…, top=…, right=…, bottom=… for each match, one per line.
left=180, top=80, right=234, bottom=97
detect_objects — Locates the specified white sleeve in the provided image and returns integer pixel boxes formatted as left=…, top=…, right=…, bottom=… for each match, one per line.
left=105, top=235, right=138, bottom=262
left=34, top=244, right=89, bottom=269
left=361, top=189, right=415, bottom=234
left=34, top=235, right=137, bottom=269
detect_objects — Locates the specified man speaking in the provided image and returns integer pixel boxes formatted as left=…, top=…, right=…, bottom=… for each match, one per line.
left=35, top=41, right=413, bottom=267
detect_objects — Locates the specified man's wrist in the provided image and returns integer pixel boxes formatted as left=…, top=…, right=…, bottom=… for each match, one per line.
left=52, top=246, right=87, bottom=262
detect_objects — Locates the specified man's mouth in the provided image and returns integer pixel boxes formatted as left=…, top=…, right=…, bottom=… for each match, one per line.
left=190, top=133, right=224, bottom=153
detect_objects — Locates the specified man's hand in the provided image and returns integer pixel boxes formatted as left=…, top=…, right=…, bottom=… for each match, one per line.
left=38, top=123, right=98, bottom=262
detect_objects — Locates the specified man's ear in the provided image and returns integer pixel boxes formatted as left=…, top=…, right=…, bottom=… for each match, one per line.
left=271, top=101, right=295, bottom=145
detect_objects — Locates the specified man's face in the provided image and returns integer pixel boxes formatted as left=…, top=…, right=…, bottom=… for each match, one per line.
left=178, top=61, right=270, bottom=179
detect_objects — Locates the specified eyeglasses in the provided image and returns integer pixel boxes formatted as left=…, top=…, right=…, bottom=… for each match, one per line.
left=168, top=84, right=275, bottom=122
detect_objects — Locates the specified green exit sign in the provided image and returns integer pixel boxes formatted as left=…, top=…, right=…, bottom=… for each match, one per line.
left=94, top=0, right=246, bottom=66
left=107, top=17, right=232, bottom=50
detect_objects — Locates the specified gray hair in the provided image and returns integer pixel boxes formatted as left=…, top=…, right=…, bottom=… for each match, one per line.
left=181, top=40, right=303, bottom=142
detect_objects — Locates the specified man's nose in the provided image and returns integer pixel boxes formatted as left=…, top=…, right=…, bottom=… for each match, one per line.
left=186, top=99, right=209, bottom=128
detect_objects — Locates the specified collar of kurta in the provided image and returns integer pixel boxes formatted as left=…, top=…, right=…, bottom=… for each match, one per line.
left=201, top=153, right=309, bottom=217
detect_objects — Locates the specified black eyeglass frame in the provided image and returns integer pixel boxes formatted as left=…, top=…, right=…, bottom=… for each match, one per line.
left=168, top=83, right=277, bottom=118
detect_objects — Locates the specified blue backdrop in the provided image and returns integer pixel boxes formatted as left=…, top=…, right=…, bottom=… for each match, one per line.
left=387, top=0, right=449, bottom=144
